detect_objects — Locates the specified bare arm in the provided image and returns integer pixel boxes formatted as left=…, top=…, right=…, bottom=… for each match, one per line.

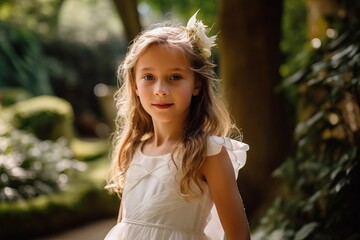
left=201, top=147, right=250, bottom=240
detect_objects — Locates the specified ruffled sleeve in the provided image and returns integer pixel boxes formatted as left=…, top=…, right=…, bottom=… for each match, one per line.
left=207, top=136, right=249, bottom=178
left=205, top=136, right=249, bottom=240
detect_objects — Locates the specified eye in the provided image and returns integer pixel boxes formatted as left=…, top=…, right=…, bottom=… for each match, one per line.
left=170, top=74, right=183, bottom=81
left=142, top=74, right=155, bottom=81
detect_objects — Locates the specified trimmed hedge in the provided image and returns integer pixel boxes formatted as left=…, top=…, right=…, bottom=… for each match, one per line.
left=7, top=95, right=74, bottom=141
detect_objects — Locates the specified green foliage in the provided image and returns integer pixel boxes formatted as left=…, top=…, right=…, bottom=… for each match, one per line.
left=140, top=0, right=217, bottom=29
left=0, top=87, right=32, bottom=106
left=40, top=33, right=123, bottom=127
left=43, top=36, right=121, bottom=92
left=0, top=22, right=53, bottom=95
left=279, top=0, right=309, bottom=105
left=0, top=158, right=118, bottom=239
left=253, top=6, right=360, bottom=240
left=7, top=95, right=74, bottom=140
left=280, top=0, right=308, bottom=79
left=0, top=117, right=86, bottom=202
left=0, top=0, right=65, bottom=36
left=0, top=1, right=123, bottom=129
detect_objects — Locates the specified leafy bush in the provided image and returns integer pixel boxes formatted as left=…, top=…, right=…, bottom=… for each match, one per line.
left=8, top=95, right=74, bottom=140
left=253, top=4, right=360, bottom=240
left=0, top=118, right=86, bottom=202
left=0, top=87, right=32, bottom=106
left=0, top=157, right=118, bottom=239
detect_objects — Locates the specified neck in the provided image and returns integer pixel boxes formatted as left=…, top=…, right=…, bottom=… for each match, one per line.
left=151, top=121, right=183, bottom=146
left=140, top=120, right=185, bottom=156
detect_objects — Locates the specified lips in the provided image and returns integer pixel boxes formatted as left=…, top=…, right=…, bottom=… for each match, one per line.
left=152, top=103, right=174, bottom=109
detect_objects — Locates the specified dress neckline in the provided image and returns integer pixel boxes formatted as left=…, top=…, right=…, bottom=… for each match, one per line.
left=137, top=142, right=172, bottom=158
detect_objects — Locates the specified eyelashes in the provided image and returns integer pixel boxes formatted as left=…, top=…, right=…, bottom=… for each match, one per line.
left=141, top=74, right=183, bottom=81
left=169, top=74, right=183, bottom=81
left=142, top=74, right=155, bottom=81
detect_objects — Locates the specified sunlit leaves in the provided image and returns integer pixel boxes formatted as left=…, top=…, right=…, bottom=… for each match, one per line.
left=254, top=5, right=360, bottom=240
left=0, top=119, right=86, bottom=202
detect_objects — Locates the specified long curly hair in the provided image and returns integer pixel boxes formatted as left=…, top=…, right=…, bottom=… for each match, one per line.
left=106, top=22, right=237, bottom=198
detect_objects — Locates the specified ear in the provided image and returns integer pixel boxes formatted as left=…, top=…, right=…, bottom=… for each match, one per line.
left=193, top=82, right=201, bottom=96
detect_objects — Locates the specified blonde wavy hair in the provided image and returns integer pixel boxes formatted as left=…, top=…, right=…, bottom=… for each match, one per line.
left=106, top=22, right=237, bottom=198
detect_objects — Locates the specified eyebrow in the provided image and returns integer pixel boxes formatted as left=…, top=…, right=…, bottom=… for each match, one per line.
left=137, top=67, right=190, bottom=72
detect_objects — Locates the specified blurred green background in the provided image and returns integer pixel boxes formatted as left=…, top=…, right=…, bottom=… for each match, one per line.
left=0, top=0, right=359, bottom=239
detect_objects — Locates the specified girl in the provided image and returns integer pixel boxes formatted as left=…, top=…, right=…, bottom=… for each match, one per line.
left=105, top=11, right=250, bottom=240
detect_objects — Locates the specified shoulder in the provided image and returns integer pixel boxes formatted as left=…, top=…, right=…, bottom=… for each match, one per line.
left=205, top=136, right=249, bottom=178
left=201, top=146, right=233, bottom=180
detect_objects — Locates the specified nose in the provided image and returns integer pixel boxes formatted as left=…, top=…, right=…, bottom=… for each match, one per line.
left=154, top=80, right=169, bottom=96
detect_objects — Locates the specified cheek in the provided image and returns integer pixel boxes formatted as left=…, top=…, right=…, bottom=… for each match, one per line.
left=136, top=86, right=147, bottom=98
left=135, top=87, right=151, bottom=107
left=135, top=80, right=149, bottom=98
left=180, top=88, right=195, bottom=105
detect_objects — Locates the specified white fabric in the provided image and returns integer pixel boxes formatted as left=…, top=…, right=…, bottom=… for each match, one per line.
left=104, top=136, right=249, bottom=240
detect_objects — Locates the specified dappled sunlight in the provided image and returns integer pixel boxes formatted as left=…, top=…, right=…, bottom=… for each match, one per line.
left=1, top=0, right=359, bottom=239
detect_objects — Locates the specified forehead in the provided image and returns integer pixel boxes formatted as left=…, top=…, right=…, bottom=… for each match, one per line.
left=135, top=44, right=191, bottom=70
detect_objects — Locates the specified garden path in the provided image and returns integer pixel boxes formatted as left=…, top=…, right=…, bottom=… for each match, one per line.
left=36, top=218, right=115, bottom=240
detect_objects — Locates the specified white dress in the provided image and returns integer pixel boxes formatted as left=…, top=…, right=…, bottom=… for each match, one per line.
left=104, top=136, right=249, bottom=240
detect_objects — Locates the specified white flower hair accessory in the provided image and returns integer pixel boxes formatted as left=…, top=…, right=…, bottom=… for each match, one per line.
left=185, top=10, right=216, bottom=58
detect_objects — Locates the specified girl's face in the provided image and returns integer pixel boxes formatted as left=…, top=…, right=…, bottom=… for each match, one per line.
left=134, top=44, right=200, bottom=126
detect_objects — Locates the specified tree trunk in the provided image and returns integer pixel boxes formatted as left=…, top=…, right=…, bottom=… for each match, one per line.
left=218, top=0, right=290, bottom=222
left=111, top=0, right=142, bottom=43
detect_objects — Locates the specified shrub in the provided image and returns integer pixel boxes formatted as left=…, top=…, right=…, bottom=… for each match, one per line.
left=8, top=95, right=74, bottom=140
left=0, top=117, right=86, bottom=202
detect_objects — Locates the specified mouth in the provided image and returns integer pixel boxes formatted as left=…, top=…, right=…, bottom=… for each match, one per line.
left=152, top=103, right=174, bottom=109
